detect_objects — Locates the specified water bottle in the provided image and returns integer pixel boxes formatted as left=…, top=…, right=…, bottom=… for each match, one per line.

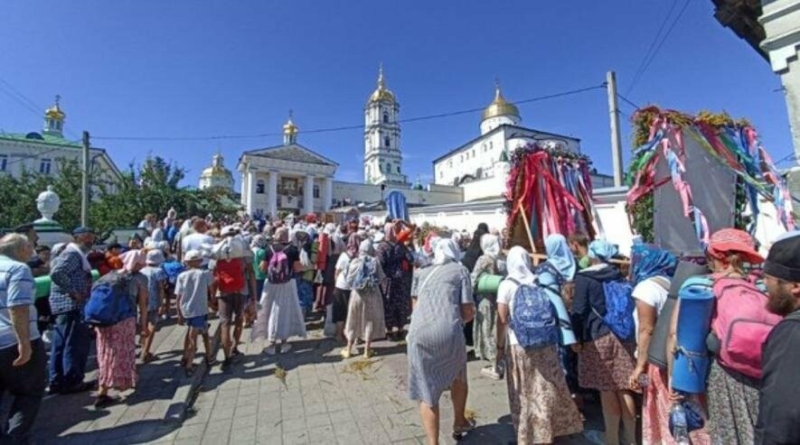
left=669, top=403, right=690, bottom=445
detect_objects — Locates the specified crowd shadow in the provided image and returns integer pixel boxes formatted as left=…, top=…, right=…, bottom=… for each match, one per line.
left=51, top=418, right=180, bottom=445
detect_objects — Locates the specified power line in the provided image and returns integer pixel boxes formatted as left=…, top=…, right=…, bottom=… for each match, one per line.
left=616, top=92, right=641, bottom=110
left=627, top=0, right=691, bottom=95
left=626, top=0, right=679, bottom=96
left=93, top=83, right=606, bottom=142
left=0, top=76, right=84, bottom=142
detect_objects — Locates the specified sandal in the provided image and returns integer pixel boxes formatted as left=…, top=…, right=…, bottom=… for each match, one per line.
left=452, top=419, right=476, bottom=438
left=340, top=348, right=351, bottom=359
left=185, top=367, right=195, bottom=378
left=363, top=349, right=375, bottom=359
left=205, top=357, right=218, bottom=367
left=93, top=395, right=116, bottom=409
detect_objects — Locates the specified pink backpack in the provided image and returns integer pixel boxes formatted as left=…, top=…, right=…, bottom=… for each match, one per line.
left=711, top=275, right=782, bottom=379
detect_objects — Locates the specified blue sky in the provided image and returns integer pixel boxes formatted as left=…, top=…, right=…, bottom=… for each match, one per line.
left=0, top=1, right=792, bottom=188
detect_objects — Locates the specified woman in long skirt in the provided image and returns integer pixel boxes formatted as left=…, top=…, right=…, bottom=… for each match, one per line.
left=342, top=239, right=387, bottom=358
left=94, top=250, right=148, bottom=408
left=251, top=228, right=307, bottom=355
left=376, top=222, right=414, bottom=340
left=497, top=247, right=583, bottom=445
left=470, top=233, right=501, bottom=379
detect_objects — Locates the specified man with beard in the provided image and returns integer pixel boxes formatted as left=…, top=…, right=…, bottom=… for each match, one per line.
left=755, top=233, right=800, bottom=445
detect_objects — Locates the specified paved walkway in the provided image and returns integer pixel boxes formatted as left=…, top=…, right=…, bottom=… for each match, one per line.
left=32, top=318, right=604, bottom=445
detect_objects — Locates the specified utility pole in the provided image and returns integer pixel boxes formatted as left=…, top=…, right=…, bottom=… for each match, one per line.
left=81, top=131, right=90, bottom=227
left=606, top=71, right=624, bottom=187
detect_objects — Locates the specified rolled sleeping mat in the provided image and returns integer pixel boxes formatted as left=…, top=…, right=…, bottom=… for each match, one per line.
left=672, top=276, right=715, bottom=394
left=549, top=290, right=576, bottom=346
left=648, top=261, right=710, bottom=369
left=35, top=270, right=100, bottom=300
left=477, top=274, right=504, bottom=294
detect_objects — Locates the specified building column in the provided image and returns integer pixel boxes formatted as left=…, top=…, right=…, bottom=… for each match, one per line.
left=267, top=170, right=278, bottom=219
left=240, top=171, right=247, bottom=206
left=304, top=175, right=315, bottom=214
left=245, top=170, right=256, bottom=216
left=322, top=177, right=333, bottom=211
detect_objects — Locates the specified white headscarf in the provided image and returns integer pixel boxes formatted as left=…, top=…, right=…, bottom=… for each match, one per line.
left=505, top=246, right=535, bottom=285
left=433, top=238, right=461, bottom=265
left=480, top=234, right=501, bottom=258
left=451, top=231, right=462, bottom=245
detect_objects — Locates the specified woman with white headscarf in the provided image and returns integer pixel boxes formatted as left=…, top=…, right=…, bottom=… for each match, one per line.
left=407, top=239, right=476, bottom=444
left=496, top=247, right=583, bottom=444
left=470, top=234, right=503, bottom=379
left=342, top=239, right=387, bottom=358
left=93, top=250, right=148, bottom=408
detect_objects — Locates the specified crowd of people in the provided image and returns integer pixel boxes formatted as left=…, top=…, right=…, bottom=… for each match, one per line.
left=0, top=210, right=799, bottom=445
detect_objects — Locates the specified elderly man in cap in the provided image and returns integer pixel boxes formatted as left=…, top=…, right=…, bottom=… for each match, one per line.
left=0, top=234, right=47, bottom=444
left=755, top=232, right=800, bottom=445
left=48, top=226, right=96, bottom=394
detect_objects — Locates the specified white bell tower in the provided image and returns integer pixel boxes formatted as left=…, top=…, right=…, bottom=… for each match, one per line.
left=364, top=65, right=407, bottom=186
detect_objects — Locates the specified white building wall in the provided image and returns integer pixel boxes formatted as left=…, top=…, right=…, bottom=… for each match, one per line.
left=433, top=127, right=581, bottom=186
left=332, top=181, right=462, bottom=207
left=0, top=139, right=121, bottom=190
left=760, top=0, right=800, bottom=158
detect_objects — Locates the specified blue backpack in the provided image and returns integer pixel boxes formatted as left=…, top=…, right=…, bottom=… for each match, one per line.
left=348, top=258, right=378, bottom=291
left=162, top=260, right=184, bottom=285
left=593, top=279, right=635, bottom=341
left=508, top=278, right=559, bottom=349
left=84, top=272, right=136, bottom=327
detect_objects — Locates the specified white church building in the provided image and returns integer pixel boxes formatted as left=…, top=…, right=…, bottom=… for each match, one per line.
left=221, top=68, right=613, bottom=219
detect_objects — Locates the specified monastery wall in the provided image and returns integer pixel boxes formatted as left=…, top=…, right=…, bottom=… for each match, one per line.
left=331, top=180, right=463, bottom=207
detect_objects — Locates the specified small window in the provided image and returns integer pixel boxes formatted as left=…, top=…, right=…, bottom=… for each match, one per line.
left=489, top=141, right=493, bottom=149
left=39, top=158, right=52, bottom=175
left=256, top=180, right=265, bottom=194
left=447, top=159, right=453, bottom=168
left=384, top=137, right=390, bottom=148
left=313, top=185, right=320, bottom=198
left=482, top=143, right=487, bottom=152
left=383, top=112, right=389, bottom=124
left=396, top=166, right=400, bottom=174
left=471, top=149, right=475, bottom=157
left=460, top=154, right=463, bottom=162
left=0, top=155, right=6, bottom=172
left=386, top=162, right=392, bottom=173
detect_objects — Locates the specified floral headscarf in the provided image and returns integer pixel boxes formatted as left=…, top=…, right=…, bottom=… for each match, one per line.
left=630, top=243, right=677, bottom=286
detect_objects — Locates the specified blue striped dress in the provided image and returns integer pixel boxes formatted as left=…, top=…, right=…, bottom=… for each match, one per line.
left=406, top=262, right=474, bottom=407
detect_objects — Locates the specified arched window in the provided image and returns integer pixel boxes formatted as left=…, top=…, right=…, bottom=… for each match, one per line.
left=384, top=137, right=390, bottom=148
left=386, top=162, right=392, bottom=173
left=383, top=112, right=389, bottom=123
left=396, top=165, right=401, bottom=174
left=256, top=180, right=265, bottom=194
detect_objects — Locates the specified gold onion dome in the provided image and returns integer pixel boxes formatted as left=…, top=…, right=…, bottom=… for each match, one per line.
left=283, top=113, right=299, bottom=136
left=482, top=84, right=519, bottom=121
left=368, top=65, right=396, bottom=104
left=45, top=95, right=66, bottom=120
left=201, top=154, right=232, bottom=179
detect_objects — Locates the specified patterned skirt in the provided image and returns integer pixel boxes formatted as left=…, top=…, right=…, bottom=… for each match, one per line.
left=706, top=361, right=759, bottom=445
left=643, top=365, right=711, bottom=445
left=577, top=333, right=635, bottom=391
left=96, top=317, right=138, bottom=391
left=384, top=278, right=411, bottom=330
left=345, top=288, right=387, bottom=342
left=506, top=344, right=583, bottom=444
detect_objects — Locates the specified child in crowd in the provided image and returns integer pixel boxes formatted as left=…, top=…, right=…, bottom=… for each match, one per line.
left=175, top=250, right=216, bottom=376
left=140, top=250, right=167, bottom=363
left=160, top=243, right=184, bottom=320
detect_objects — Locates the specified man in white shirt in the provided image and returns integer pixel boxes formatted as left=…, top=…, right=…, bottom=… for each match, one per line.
left=181, top=219, right=214, bottom=266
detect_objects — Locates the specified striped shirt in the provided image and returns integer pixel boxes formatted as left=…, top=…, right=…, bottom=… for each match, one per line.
left=0, top=255, right=39, bottom=350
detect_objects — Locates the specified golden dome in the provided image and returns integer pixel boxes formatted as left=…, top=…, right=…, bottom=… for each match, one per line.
left=481, top=84, right=519, bottom=121
left=283, top=117, right=299, bottom=136
left=201, top=154, right=232, bottom=179
left=45, top=95, right=66, bottom=120
left=368, top=65, right=396, bottom=104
